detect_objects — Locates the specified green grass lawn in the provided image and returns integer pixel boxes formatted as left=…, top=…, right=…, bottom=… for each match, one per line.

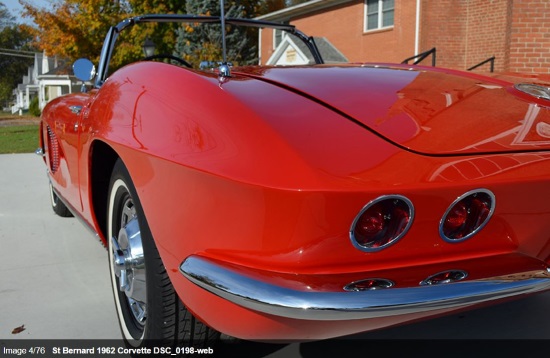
left=0, top=125, right=40, bottom=154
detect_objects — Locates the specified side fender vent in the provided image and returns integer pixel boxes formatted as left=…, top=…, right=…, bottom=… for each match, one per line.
left=46, top=126, right=60, bottom=173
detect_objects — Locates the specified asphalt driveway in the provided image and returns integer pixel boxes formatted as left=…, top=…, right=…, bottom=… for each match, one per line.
left=1, top=153, right=550, bottom=356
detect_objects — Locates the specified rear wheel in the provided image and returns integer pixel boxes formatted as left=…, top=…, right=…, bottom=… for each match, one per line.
left=107, top=159, right=219, bottom=352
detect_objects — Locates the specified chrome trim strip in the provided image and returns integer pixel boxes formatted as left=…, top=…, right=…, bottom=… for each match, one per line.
left=180, top=255, right=550, bottom=321
left=439, top=188, right=496, bottom=243
left=69, top=105, right=83, bottom=115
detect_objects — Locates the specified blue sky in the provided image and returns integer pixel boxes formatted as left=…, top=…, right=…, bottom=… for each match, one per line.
left=3, top=0, right=53, bottom=24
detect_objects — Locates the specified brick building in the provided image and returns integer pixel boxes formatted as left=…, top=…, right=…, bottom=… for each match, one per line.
left=257, top=0, right=550, bottom=74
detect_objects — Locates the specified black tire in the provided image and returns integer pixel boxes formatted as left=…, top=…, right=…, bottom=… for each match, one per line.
left=49, top=182, right=73, bottom=217
left=107, top=159, right=219, bottom=354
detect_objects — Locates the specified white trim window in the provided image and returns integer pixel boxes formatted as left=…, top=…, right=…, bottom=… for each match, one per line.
left=274, top=29, right=287, bottom=49
left=365, top=0, right=394, bottom=31
left=273, top=21, right=290, bottom=49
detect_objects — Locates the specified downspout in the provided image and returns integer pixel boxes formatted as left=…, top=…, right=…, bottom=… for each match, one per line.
left=415, top=0, right=421, bottom=55
left=258, top=28, right=262, bottom=65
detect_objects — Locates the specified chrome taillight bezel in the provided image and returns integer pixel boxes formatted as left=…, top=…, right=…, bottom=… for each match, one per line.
left=439, top=189, right=496, bottom=243
left=420, top=270, right=468, bottom=286
left=343, top=278, right=395, bottom=291
left=350, top=195, right=414, bottom=252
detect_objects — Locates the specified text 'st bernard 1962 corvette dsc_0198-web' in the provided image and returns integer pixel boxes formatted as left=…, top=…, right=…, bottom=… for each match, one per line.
left=36, top=9, right=550, bottom=353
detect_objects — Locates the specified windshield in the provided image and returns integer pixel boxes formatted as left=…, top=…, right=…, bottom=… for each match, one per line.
left=96, top=15, right=324, bottom=87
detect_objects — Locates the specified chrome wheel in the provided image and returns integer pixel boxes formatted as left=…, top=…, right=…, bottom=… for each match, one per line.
left=107, top=159, right=220, bottom=350
left=108, top=178, right=147, bottom=343
left=110, top=192, right=147, bottom=327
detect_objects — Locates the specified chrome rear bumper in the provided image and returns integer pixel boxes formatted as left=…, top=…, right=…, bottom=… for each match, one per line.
left=180, top=255, right=550, bottom=321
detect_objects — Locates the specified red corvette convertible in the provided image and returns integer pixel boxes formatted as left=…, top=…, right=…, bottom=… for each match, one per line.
left=38, top=14, right=550, bottom=349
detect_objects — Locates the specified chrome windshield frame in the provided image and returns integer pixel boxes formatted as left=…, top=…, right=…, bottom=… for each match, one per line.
left=94, top=14, right=324, bottom=87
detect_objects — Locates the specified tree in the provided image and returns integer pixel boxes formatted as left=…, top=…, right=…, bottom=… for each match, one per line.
left=19, top=0, right=187, bottom=68
left=255, top=0, right=308, bottom=14
left=0, top=3, right=35, bottom=107
left=19, top=0, right=303, bottom=72
left=258, top=0, right=286, bottom=14
left=0, top=2, right=14, bottom=29
left=111, top=0, right=188, bottom=70
left=174, top=0, right=259, bottom=67
left=20, top=0, right=130, bottom=66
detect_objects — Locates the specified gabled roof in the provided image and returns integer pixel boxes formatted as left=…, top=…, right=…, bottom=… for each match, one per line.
left=256, top=0, right=354, bottom=22
left=39, top=60, right=72, bottom=77
left=315, top=37, right=348, bottom=63
left=267, top=35, right=347, bottom=65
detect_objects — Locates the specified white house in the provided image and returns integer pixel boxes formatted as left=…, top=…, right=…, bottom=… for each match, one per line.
left=12, top=51, right=77, bottom=114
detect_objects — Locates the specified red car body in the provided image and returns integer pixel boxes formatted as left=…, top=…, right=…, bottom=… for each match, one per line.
left=39, top=15, right=550, bottom=343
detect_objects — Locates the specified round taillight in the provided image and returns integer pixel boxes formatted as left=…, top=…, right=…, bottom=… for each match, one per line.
left=440, top=189, right=495, bottom=242
left=350, top=195, right=414, bottom=252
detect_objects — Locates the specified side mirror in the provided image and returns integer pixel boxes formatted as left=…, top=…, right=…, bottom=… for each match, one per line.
left=73, top=58, right=96, bottom=82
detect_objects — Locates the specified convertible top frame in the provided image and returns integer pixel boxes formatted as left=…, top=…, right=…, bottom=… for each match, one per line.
left=95, top=14, right=324, bottom=87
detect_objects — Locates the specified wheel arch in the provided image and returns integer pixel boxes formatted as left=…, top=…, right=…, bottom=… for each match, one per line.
left=90, top=140, right=120, bottom=244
